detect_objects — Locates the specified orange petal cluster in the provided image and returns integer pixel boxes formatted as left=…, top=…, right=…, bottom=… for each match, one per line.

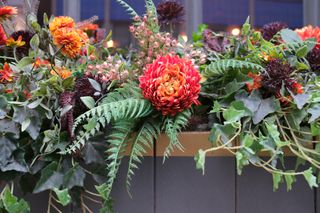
left=246, top=72, right=262, bottom=93
left=53, top=27, right=83, bottom=58
left=0, top=63, right=13, bottom=83
left=139, top=55, right=201, bottom=116
left=49, top=16, right=75, bottom=35
left=50, top=16, right=88, bottom=58
left=295, top=25, right=320, bottom=49
left=50, top=67, right=72, bottom=79
left=0, top=6, right=17, bottom=21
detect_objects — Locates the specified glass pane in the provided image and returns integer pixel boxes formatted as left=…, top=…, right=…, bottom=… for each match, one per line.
left=255, top=0, right=303, bottom=28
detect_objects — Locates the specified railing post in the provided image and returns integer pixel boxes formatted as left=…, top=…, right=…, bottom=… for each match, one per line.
left=303, top=0, right=320, bottom=26
left=63, top=0, right=81, bottom=21
left=185, top=0, right=203, bottom=38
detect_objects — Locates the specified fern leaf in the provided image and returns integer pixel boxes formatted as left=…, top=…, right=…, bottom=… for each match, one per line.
left=163, top=109, right=192, bottom=161
left=204, top=59, right=264, bottom=77
left=116, top=0, right=139, bottom=19
left=64, top=98, right=153, bottom=154
left=105, top=120, right=135, bottom=198
left=101, top=81, right=142, bottom=104
left=126, top=118, right=161, bottom=194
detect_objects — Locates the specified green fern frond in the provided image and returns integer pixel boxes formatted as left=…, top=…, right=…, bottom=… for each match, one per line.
left=63, top=98, right=154, bottom=154
left=126, top=118, right=161, bottom=194
left=204, top=59, right=265, bottom=78
left=101, top=81, right=142, bottom=104
left=105, top=120, right=135, bottom=198
left=145, top=0, right=157, bottom=15
left=116, top=0, right=139, bottom=19
left=163, top=109, right=192, bottom=161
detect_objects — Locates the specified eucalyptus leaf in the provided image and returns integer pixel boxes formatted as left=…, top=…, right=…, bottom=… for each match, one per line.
left=280, top=29, right=302, bottom=43
left=80, top=96, right=95, bottom=109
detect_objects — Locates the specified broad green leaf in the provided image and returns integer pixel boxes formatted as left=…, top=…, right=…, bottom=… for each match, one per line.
left=33, top=162, right=63, bottom=193
left=272, top=173, right=282, bottom=191
left=88, top=78, right=102, bottom=92
left=2, top=186, right=30, bottom=213
left=210, top=101, right=221, bottom=113
left=209, top=123, right=237, bottom=144
left=253, top=97, right=280, bottom=124
left=303, top=168, right=318, bottom=188
left=311, top=122, right=320, bottom=136
left=296, top=45, right=308, bottom=58
left=241, top=16, right=250, bottom=35
left=308, top=105, right=320, bottom=123
left=80, top=96, right=95, bottom=109
left=223, top=106, right=246, bottom=124
left=53, top=188, right=71, bottom=206
left=236, top=151, right=249, bottom=175
left=280, top=29, right=302, bottom=43
left=30, top=34, right=39, bottom=50
left=284, top=174, right=295, bottom=191
left=194, top=149, right=206, bottom=175
left=17, top=57, right=33, bottom=69
left=63, top=164, right=85, bottom=189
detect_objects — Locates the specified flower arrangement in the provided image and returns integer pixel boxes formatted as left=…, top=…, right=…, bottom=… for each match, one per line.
left=1, top=0, right=320, bottom=212
left=195, top=18, right=320, bottom=191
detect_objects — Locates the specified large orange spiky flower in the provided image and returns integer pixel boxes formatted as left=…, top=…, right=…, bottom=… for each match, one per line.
left=49, top=16, right=75, bottom=35
left=139, top=55, right=201, bottom=116
left=0, top=62, right=13, bottom=83
left=53, top=28, right=82, bottom=58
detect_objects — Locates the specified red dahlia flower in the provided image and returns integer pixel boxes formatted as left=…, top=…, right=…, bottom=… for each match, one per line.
left=295, top=25, right=320, bottom=49
left=0, top=25, right=6, bottom=45
left=139, top=55, right=201, bottom=116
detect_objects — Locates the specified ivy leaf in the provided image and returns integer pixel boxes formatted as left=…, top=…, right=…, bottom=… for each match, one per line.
left=284, top=174, right=296, bottom=191
left=253, top=97, right=280, bottom=124
left=21, top=118, right=31, bottom=132
left=83, top=143, right=104, bottom=164
left=289, top=90, right=309, bottom=109
left=223, top=106, right=246, bottom=124
left=0, top=137, right=16, bottom=171
left=33, top=162, right=63, bottom=193
left=236, top=151, right=249, bottom=175
left=303, top=168, right=318, bottom=188
left=286, top=109, right=307, bottom=130
left=210, top=101, right=221, bottom=113
left=280, top=29, right=302, bottom=43
left=272, top=173, right=282, bottom=191
left=63, top=164, right=85, bottom=189
left=194, top=149, right=206, bottom=175
left=0, top=119, right=19, bottom=137
left=308, top=105, right=320, bottom=123
left=53, top=188, right=71, bottom=206
left=2, top=186, right=30, bottom=213
left=209, top=123, right=237, bottom=144
left=80, top=96, right=95, bottom=109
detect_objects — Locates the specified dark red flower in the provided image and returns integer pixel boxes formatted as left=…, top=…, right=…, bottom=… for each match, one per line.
left=307, top=47, right=320, bottom=71
left=157, top=1, right=185, bottom=26
left=139, top=55, right=201, bottom=116
left=59, top=91, right=75, bottom=139
left=202, top=29, right=228, bottom=53
left=261, top=22, right=288, bottom=42
left=10, top=30, right=34, bottom=59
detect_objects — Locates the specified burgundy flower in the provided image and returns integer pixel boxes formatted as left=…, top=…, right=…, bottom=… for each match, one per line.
left=157, top=0, right=184, bottom=26
left=307, top=47, right=320, bottom=71
left=261, top=22, right=288, bottom=42
left=59, top=91, right=75, bottom=139
left=202, top=29, right=228, bottom=52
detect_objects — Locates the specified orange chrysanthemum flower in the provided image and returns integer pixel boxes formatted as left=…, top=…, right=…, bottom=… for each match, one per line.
left=139, top=55, right=201, bottom=116
left=49, top=16, right=75, bottom=35
left=6, top=35, right=25, bottom=47
left=76, top=29, right=89, bottom=45
left=295, top=25, right=320, bottom=49
left=0, top=6, right=17, bottom=21
left=0, top=24, right=7, bottom=45
left=50, top=67, right=72, bottom=79
left=246, top=72, right=262, bottom=93
left=53, top=28, right=82, bottom=58
left=0, top=63, right=13, bottom=83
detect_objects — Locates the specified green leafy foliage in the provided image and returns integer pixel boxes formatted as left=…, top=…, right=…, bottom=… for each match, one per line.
left=115, top=0, right=139, bottom=19
left=204, top=59, right=264, bottom=78
left=1, top=186, right=30, bottom=213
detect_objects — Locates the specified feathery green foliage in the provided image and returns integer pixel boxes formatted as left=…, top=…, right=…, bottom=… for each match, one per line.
left=105, top=120, right=135, bottom=198
left=116, top=0, right=139, bottom=19
left=126, top=118, right=161, bottom=194
left=163, top=109, right=192, bottom=160
left=204, top=59, right=265, bottom=77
